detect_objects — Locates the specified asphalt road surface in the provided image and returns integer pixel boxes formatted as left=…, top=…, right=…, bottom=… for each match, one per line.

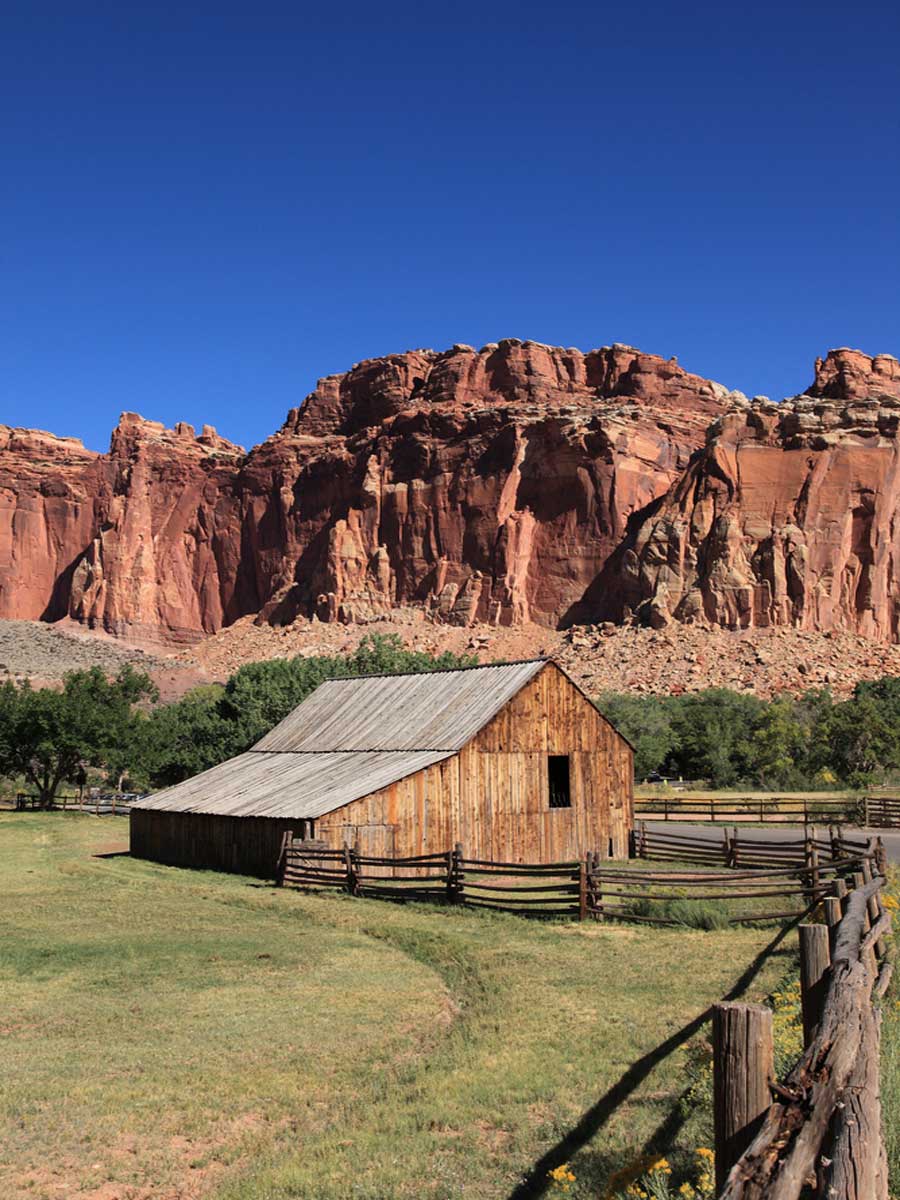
left=644, top=821, right=900, bottom=863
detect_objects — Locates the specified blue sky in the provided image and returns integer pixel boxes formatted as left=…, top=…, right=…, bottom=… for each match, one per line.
left=2, top=1, right=898, bottom=452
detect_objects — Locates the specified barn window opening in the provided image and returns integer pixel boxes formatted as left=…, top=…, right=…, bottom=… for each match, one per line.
left=548, top=755, right=571, bottom=808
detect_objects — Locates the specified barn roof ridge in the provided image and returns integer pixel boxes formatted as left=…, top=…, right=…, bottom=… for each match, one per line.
left=318, top=656, right=551, bottom=682
left=252, top=659, right=548, bottom=754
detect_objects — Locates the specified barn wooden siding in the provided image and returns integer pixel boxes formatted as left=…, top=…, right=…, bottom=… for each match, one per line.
left=130, top=809, right=299, bottom=877
left=318, top=665, right=633, bottom=863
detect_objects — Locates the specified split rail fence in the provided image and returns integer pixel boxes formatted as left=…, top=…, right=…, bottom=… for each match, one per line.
left=714, top=860, right=894, bottom=1199
left=11, top=792, right=136, bottom=815
left=635, top=791, right=900, bottom=827
left=277, top=830, right=882, bottom=925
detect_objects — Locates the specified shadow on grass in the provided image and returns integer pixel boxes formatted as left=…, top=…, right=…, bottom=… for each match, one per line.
left=92, top=851, right=132, bottom=859
left=506, top=916, right=802, bottom=1200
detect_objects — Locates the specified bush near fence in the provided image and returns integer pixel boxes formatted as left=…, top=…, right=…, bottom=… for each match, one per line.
left=277, top=830, right=882, bottom=926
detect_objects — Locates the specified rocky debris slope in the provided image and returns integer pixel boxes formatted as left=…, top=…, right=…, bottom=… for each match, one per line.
left=174, top=610, right=900, bottom=702
left=0, top=618, right=165, bottom=683
left=607, top=348, right=900, bottom=641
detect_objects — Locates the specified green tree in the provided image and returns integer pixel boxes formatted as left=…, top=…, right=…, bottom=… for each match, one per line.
left=135, top=685, right=233, bottom=789
left=669, top=688, right=766, bottom=787
left=0, top=665, right=156, bottom=807
left=749, top=697, right=808, bottom=788
left=594, top=692, right=679, bottom=781
left=817, top=692, right=900, bottom=786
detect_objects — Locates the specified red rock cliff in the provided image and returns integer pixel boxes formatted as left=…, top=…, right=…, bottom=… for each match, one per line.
left=608, top=348, right=900, bottom=639
left=2, top=342, right=898, bottom=643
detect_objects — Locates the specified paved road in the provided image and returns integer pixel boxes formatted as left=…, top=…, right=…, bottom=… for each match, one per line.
left=643, top=821, right=900, bottom=863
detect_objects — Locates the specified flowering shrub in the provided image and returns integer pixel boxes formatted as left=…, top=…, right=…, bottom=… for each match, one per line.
left=548, top=1163, right=576, bottom=1192
left=605, top=1150, right=714, bottom=1200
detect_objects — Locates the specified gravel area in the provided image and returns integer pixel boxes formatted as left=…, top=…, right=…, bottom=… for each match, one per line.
left=0, top=619, right=167, bottom=683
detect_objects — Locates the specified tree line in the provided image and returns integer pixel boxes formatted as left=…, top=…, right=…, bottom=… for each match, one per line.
left=596, top=680, right=900, bottom=789
left=0, top=636, right=475, bottom=807
left=3, top=638, right=900, bottom=805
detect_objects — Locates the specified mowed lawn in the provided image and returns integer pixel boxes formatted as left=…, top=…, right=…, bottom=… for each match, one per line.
left=0, top=815, right=794, bottom=1200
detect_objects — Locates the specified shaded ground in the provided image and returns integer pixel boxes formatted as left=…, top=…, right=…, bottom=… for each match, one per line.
left=0, top=815, right=793, bottom=1200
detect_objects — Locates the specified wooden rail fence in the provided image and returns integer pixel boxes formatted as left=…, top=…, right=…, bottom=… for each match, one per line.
left=277, top=832, right=879, bottom=925
left=10, top=792, right=135, bottom=814
left=714, top=866, right=893, bottom=1198
left=635, top=791, right=900, bottom=827
left=635, top=793, right=862, bottom=824
left=631, top=822, right=879, bottom=871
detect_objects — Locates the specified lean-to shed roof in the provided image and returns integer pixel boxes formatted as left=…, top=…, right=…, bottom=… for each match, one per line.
left=254, top=658, right=546, bottom=752
left=132, top=660, right=548, bottom=819
left=131, top=749, right=454, bottom=818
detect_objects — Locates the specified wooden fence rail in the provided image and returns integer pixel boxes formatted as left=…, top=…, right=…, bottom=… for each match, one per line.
left=277, top=833, right=879, bottom=925
left=635, top=794, right=864, bottom=825
left=10, top=792, right=135, bottom=815
left=715, top=873, right=893, bottom=1199
left=636, top=792, right=900, bottom=827
left=631, top=822, right=880, bottom=872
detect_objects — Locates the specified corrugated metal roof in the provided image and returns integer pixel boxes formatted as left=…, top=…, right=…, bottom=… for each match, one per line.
left=254, top=659, right=547, bottom=752
left=131, top=749, right=454, bottom=818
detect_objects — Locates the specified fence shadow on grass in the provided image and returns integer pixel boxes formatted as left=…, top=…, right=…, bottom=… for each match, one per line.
left=505, top=916, right=803, bottom=1200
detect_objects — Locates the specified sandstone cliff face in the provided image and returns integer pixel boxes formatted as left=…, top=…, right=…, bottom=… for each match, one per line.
left=610, top=349, right=900, bottom=640
left=3, top=342, right=899, bottom=644
left=235, top=340, right=733, bottom=629
left=0, top=415, right=245, bottom=643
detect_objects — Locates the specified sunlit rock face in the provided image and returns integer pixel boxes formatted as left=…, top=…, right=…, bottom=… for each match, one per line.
left=4, top=342, right=900, bottom=644
left=608, top=349, right=900, bottom=642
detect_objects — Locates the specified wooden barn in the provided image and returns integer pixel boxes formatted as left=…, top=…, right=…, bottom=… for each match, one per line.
left=130, top=659, right=634, bottom=877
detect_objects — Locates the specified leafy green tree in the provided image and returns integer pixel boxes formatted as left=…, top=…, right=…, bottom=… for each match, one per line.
left=816, top=693, right=900, bottom=787
left=594, top=692, right=679, bottom=781
left=134, top=685, right=233, bottom=789
left=748, top=697, right=808, bottom=788
left=0, top=665, right=156, bottom=807
left=669, top=688, right=766, bottom=787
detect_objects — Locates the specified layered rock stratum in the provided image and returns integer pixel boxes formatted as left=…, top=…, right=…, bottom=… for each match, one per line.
left=2, top=341, right=899, bottom=647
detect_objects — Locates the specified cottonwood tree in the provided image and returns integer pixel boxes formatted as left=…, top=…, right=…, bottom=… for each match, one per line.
left=0, top=665, right=156, bottom=807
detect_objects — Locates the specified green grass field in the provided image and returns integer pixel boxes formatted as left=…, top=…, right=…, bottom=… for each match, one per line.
left=0, top=815, right=800, bottom=1200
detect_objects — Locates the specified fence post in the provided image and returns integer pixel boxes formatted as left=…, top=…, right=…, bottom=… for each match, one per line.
left=664, top=793, right=669, bottom=821
left=798, top=923, right=831, bottom=1047
left=578, top=858, right=588, bottom=922
left=276, top=829, right=293, bottom=886
left=823, top=896, right=843, bottom=953
left=342, top=842, right=357, bottom=896
left=875, top=837, right=887, bottom=877
left=449, top=842, right=463, bottom=905
left=713, top=1003, right=774, bottom=1194
left=861, top=859, right=886, bottom=960
left=592, top=851, right=603, bottom=921
left=864, top=794, right=871, bottom=828
left=351, top=841, right=362, bottom=896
